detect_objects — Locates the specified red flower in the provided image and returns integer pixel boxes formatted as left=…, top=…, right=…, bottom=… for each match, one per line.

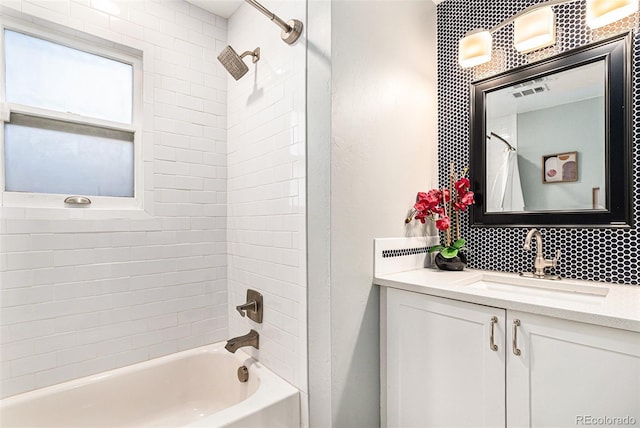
left=426, top=189, right=441, bottom=207
left=409, top=177, right=474, bottom=233
left=461, top=191, right=475, bottom=206
left=415, top=210, right=428, bottom=224
left=435, top=216, right=450, bottom=231
left=431, top=206, right=445, bottom=216
left=442, top=189, right=451, bottom=203
left=453, top=191, right=475, bottom=211
left=414, top=201, right=428, bottom=212
left=455, top=177, right=470, bottom=193
left=454, top=202, right=468, bottom=211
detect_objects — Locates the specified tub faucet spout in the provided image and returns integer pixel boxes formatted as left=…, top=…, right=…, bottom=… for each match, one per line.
left=225, top=329, right=259, bottom=353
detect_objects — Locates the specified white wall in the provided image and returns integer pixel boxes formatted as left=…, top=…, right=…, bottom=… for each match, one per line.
left=306, top=0, right=332, bottom=425
left=226, top=0, right=307, bottom=399
left=0, top=0, right=228, bottom=398
left=308, top=1, right=439, bottom=425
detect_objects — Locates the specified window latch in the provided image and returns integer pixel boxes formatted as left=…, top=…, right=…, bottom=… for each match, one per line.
left=64, top=196, right=92, bottom=206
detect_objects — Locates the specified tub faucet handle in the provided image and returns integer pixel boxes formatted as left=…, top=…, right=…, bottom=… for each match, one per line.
left=236, top=301, right=257, bottom=317
left=235, top=289, right=263, bottom=323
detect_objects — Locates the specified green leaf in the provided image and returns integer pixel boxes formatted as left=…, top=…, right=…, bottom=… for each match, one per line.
left=441, top=247, right=459, bottom=259
left=429, top=245, right=444, bottom=253
left=453, top=239, right=466, bottom=249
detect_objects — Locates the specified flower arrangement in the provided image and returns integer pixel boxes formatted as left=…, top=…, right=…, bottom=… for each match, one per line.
left=408, top=164, right=475, bottom=261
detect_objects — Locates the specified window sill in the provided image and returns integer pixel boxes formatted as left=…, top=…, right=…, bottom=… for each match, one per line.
left=0, top=192, right=154, bottom=222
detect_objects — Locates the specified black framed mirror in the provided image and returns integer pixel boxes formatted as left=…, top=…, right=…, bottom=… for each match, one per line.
left=470, top=32, right=632, bottom=227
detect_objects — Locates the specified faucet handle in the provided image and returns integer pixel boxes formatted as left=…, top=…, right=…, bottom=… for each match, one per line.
left=236, top=301, right=257, bottom=317
left=544, top=249, right=561, bottom=269
left=235, top=289, right=263, bottom=323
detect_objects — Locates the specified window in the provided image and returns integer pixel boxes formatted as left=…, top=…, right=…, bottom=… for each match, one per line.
left=5, top=115, right=134, bottom=197
left=1, top=23, right=142, bottom=208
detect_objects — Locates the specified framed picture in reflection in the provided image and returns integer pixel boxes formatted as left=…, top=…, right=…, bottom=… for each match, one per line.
left=542, top=151, right=578, bottom=184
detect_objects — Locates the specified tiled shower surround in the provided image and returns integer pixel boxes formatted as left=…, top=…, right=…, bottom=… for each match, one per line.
left=0, top=0, right=307, bottom=401
left=0, top=1, right=229, bottom=398
left=437, top=0, right=640, bottom=285
left=226, top=1, right=307, bottom=394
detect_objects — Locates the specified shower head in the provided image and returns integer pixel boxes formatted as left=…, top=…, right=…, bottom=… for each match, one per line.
left=217, top=46, right=260, bottom=81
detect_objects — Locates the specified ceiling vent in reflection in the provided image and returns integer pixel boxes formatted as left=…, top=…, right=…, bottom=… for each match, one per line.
left=510, top=78, right=550, bottom=98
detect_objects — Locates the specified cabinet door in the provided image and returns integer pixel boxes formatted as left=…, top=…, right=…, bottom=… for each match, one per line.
left=507, top=311, right=640, bottom=428
left=383, top=288, right=506, bottom=428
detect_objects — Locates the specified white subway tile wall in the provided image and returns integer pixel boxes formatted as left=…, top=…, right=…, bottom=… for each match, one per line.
left=0, top=0, right=228, bottom=398
left=226, top=1, right=307, bottom=393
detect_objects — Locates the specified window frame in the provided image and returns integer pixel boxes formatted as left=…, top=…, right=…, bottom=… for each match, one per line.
left=0, top=18, right=144, bottom=210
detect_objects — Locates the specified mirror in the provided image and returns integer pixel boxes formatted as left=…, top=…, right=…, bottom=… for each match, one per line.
left=470, top=33, right=632, bottom=227
left=485, top=62, right=605, bottom=212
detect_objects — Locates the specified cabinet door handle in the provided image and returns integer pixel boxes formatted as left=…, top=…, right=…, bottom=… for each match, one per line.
left=489, top=316, right=498, bottom=351
left=512, top=319, right=522, bottom=356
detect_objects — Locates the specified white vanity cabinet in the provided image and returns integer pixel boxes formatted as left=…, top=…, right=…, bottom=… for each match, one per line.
left=382, top=287, right=640, bottom=428
left=382, top=288, right=506, bottom=428
left=506, top=310, right=640, bottom=427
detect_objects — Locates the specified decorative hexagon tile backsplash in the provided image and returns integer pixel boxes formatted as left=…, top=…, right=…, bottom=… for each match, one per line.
left=437, top=0, right=640, bottom=284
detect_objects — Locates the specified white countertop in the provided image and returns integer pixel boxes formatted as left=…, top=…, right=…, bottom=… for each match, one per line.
left=374, top=268, right=640, bottom=333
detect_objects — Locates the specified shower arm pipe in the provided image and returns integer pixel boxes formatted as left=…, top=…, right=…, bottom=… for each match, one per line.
left=245, top=0, right=293, bottom=33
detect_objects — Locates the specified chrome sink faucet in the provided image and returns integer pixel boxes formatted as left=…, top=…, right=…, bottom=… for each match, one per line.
left=522, top=229, right=561, bottom=279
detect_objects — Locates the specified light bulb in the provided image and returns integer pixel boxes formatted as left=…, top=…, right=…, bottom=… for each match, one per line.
left=459, top=30, right=492, bottom=68
left=514, top=6, right=556, bottom=53
left=587, top=0, right=638, bottom=28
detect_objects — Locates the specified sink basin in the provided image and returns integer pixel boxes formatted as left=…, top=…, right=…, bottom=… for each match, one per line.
left=465, top=273, right=609, bottom=305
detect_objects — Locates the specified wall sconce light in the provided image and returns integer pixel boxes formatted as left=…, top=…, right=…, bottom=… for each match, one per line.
left=459, top=30, right=493, bottom=68
left=586, top=0, right=639, bottom=28
left=514, top=6, right=556, bottom=53
left=459, top=0, right=638, bottom=68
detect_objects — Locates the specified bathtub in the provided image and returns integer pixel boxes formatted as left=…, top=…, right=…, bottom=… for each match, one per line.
left=0, top=342, right=300, bottom=428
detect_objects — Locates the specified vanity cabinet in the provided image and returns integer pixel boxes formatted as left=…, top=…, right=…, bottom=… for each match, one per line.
left=381, top=288, right=640, bottom=428
left=382, top=289, right=506, bottom=427
left=506, top=310, right=640, bottom=427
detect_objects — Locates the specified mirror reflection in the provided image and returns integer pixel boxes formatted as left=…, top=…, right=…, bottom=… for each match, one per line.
left=484, top=60, right=606, bottom=213
left=471, top=33, right=631, bottom=227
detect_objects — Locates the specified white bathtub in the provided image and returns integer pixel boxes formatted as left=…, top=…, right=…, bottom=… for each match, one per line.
left=0, top=342, right=300, bottom=428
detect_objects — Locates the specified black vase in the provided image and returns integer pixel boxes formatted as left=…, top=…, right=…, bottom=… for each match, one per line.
left=434, top=252, right=468, bottom=271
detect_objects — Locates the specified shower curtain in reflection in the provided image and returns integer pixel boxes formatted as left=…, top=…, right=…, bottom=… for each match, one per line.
left=487, top=149, right=525, bottom=212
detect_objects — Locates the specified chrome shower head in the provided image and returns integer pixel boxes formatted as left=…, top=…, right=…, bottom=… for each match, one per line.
left=217, top=46, right=260, bottom=80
